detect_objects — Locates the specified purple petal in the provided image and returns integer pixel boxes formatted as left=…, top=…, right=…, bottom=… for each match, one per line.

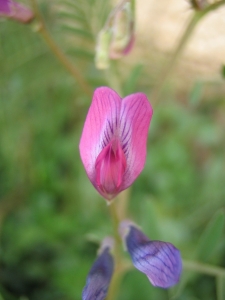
left=119, top=221, right=182, bottom=288
left=119, top=93, right=153, bottom=190
left=82, top=237, right=115, bottom=300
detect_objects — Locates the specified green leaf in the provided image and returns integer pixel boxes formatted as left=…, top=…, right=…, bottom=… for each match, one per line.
left=67, top=49, right=94, bottom=60
left=60, top=24, right=94, bottom=40
left=58, top=11, right=87, bottom=24
left=195, top=210, right=225, bottom=262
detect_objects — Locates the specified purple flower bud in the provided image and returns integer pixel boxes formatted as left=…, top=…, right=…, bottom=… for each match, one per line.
left=119, top=220, right=182, bottom=289
left=82, top=237, right=115, bottom=300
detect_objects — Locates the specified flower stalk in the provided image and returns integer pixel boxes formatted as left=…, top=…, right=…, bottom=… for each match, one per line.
left=151, top=0, right=225, bottom=105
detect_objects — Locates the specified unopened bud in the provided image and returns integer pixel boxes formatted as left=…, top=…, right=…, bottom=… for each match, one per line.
left=95, top=0, right=135, bottom=69
left=109, top=1, right=134, bottom=59
left=82, top=237, right=115, bottom=300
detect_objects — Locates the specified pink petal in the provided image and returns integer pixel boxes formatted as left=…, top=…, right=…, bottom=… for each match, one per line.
left=95, top=138, right=127, bottom=199
left=119, top=93, right=153, bottom=190
left=123, top=34, right=135, bottom=56
left=79, top=87, right=153, bottom=201
left=79, top=87, right=122, bottom=194
left=0, top=0, right=34, bottom=23
left=0, top=0, right=11, bottom=15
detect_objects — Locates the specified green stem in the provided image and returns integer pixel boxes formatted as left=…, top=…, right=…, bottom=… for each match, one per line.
left=105, top=61, right=123, bottom=95
left=183, top=259, right=225, bottom=277
left=30, top=0, right=92, bottom=96
left=108, top=201, right=121, bottom=244
left=107, top=192, right=130, bottom=300
left=216, top=275, right=225, bottom=300
left=151, top=0, right=225, bottom=104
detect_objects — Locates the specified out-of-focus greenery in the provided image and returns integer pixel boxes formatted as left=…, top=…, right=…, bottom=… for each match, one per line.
left=0, top=1, right=225, bottom=300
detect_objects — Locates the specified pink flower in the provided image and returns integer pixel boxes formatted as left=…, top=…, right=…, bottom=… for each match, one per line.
left=0, top=0, right=34, bottom=23
left=79, top=87, right=153, bottom=201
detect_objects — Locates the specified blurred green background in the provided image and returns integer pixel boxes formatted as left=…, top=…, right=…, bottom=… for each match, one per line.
left=0, top=1, right=225, bottom=300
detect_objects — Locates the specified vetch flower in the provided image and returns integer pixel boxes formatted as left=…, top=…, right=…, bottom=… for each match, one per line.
left=79, top=87, right=153, bottom=201
left=82, top=237, right=115, bottom=300
left=119, top=220, right=182, bottom=288
left=0, top=0, right=34, bottom=23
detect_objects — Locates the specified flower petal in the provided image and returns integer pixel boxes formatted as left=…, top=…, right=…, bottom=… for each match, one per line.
left=79, top=87, right=122, bottom=195
left=95, top=138, right=127, bottom=199
left=0, top=0, right=11, bottom=15
left=119, top=93, right=153, bottom=190
left=82, top=237, right=115, bottom=300
left=119, top=221, right=182, bottom=288
left=0, top=0, right=34, bottom=23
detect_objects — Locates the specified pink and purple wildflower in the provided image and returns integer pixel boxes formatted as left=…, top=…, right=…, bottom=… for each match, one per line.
left=79, top=87, right=153, bottom=201
left=119, top=220, right=182, bottom=288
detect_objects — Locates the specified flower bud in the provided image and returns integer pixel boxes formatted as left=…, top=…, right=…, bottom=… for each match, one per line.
left=95, top=0, right=135, bottom=69
left=82, top=237, right=115, bottom=300
left=119, top=220, right=182, bottom=289
left=109, top=0, right=134, bottom=59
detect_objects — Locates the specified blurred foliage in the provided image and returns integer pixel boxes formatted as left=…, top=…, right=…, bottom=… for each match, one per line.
left=0, top=1, right=225, bottom=300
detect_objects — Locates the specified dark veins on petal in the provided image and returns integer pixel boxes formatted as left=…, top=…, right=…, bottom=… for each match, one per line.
left=134, top=246, right=175, bottom=282
left=120, top=98, right=147, bottom=155
left=126, top=227, right=176, bottom=281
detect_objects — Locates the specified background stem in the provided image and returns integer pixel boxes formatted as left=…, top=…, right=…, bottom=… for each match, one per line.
left=151, top=0, right=225, bottom=104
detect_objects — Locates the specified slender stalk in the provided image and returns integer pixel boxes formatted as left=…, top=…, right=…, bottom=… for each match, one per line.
left=107, top=200, right=122, bottom=300
left=104, top=61, right=123, bottom=96
left=108, top=200, right=121, bottom=244
left=151, top=0, right=225, bottom=104
left=30, top=0, right=92, bottom=96
left=183, top=260, right=225, bottom=277
left=116, top=189, right=130, bottom=220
